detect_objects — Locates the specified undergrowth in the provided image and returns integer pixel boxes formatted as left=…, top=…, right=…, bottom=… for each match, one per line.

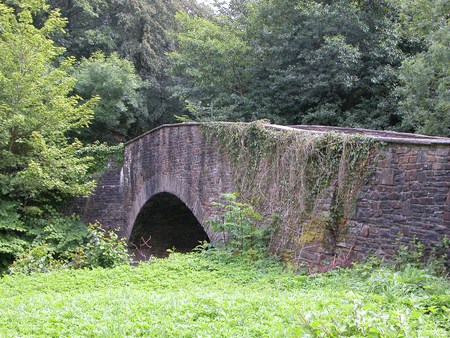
left=202, top=121, right=380, bottom=263
left=0, top=251, right=448, bottom=337
left=7, top=223, right=130, bottom=275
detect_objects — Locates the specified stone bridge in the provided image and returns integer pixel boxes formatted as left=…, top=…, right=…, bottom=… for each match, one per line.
left=81, top=123, right=450, bottom=263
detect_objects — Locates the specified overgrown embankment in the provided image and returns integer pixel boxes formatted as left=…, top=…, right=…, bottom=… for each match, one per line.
left=202, top=121, right=380, bottom=264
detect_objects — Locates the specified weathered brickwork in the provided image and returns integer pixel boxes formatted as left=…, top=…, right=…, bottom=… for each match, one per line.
left=345, top=144, right=449, bottom=258
left=82, top=124, right=235, bottom=242
left=81, top=123, right=450, bottom=264
left=79, top=160, right=125, bottom=234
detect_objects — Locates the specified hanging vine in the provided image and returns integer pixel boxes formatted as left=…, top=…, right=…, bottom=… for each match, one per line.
left=201, top=121, right=381, bottom=262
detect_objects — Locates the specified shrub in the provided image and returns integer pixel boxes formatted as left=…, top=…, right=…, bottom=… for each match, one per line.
left=69, top=223, right=131, bottom=269
left=8, top=223, right=131, bottom=275
left=207, top=193, right=269, bottom=256
left=395, top=236, right=450, bottom=276
left=7, top=243, right=64, bottom=275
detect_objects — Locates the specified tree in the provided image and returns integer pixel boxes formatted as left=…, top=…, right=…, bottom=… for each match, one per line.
left=108, top=0, right=209, bottom=132
left=48, top=0, right=116, bottom=58
left=170, top=0, right=403, bottom=129
left=48, top=0, right=208, bottom=138
left=169, top=11, right=254, bottom=121
left=0, top=0, right=96, bottom=266
left=250, top=0, right=402, bottom=128
left=396, top=0, right=450, bottom=136
left=74, top=52, right=148, bottom=143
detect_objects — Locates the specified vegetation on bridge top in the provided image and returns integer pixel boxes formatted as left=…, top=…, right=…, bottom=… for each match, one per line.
left=203, top=120, right=380, bottom=263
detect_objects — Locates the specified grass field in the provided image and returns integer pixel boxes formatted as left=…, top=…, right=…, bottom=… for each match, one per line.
left=1, top=252, right=449, bottom=337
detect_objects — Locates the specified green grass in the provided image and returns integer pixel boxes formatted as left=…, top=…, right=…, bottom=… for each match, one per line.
left=0, top=252, right=449, bottom=337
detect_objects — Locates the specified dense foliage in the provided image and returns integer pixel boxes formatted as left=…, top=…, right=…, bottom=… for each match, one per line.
left=1, top=253, right=449, bottom=336
left=169, top=0, right=449, bottom=136
left=395, top=0, right=450, bottom=135
left=73, top=52, right=148, bottom=143
left=8, top=223, right=130, bottom=275
left=48, top=0, right=208, bottom=141
left=0, top=0, right=97, bottom=268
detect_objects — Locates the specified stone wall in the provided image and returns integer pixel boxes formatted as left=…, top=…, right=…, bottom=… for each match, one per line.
left=345, top=143, right=449, bottom=259
left=82, top=123, right=449, bottom=264
left=117, top=124, right=234, bottom=242
left=80, top=159, right=125, bottom=235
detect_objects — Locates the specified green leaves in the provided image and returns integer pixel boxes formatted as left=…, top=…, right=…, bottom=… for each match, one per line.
left=169, top=11, right=253, bottom=121
left=396, top=0, right=450, bottom=136
left=1, top=254, right=449, bottom=336
left=170, top=0, right=403, bottom=129
left=0, top=0, right=96, bottom=200
left=7, top=222, right=130, bottom=275
left=73, top=52, right=148, bottom=143
left=0, top=200, right=28, bottom=270
left=208, top=192, right=266, bottom=253
left=0, top=0, right=100, bottom=266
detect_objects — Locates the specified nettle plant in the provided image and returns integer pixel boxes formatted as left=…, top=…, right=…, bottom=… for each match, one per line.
left=208, top=193, right=269, bottom=254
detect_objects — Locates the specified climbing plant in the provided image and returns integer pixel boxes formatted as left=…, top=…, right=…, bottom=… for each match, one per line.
left=202, top=121, right=380, bottom=263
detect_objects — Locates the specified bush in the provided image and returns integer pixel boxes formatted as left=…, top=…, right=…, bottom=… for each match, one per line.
left=8, top=223, right=131, bottom=275
left=207, top=193, right=270, bottom=257
left=394, top=237, right=450, bottom=277
left=27, top=211, right=89, bottom=255
left=69, top=223, right=131, bottom=269
left=7, top=243, right=65, bottom=275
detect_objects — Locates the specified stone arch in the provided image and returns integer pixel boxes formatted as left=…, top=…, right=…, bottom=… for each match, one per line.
left=125, top=174, right=215, bottom=242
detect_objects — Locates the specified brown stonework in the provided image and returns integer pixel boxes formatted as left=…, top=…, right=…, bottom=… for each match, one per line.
left=81, top=123, right=450, bottom=264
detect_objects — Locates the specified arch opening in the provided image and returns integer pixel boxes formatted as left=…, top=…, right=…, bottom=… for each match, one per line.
left=129, top=192, right=209, bottom=259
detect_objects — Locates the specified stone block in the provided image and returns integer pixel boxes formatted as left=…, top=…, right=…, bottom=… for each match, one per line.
left=408, top=156, right=417, bottom=163
left=417, top=172, right=427, bottom=182
left=380, top=169, right=395, bottom=185
left=432, top=194, right=448, bottom=204
left=426, top=155, right=437, bottom=162
left=411, top=204, right=425, bottom=213
left=435, top=147, right=448, bottom=156
left=432, top=162, right=448, bottom=170
left=386, top=193, right=400, bottom=200
left=396, top=147, right=410, bottom=154
left=398, top=156, right=410, bottom=164
left=404, top=171, right=418, bottom=181
left=401, top=200, right=412, bottom=216
left=361, top=225, right=370, bottom=237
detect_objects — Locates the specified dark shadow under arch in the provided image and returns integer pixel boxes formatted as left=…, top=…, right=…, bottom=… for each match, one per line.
left=129, top=192, right=209, bottom=259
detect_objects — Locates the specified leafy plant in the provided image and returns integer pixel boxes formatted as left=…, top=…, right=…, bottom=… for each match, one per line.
left=394, top=237, right=450, bottom=276
left=207, top=192, right=267, bottom=254
left=396, top=0, right=450, bottom=136
left=7, top=242, right=64, bottom=275
left=68, top=223, right=131, bottom=269
left=8, top=223, right=131, bottom=275
left=73, top=52, right=148, bottom=144
left=26, top=211, right=89, bottom=255
left=0, top=200, right=28, bottom=270
left=170, top=0, right=403, bottom=130
left=0, top=0, right=98, bottom=266
left=1, top=253, right=449, bottom=336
